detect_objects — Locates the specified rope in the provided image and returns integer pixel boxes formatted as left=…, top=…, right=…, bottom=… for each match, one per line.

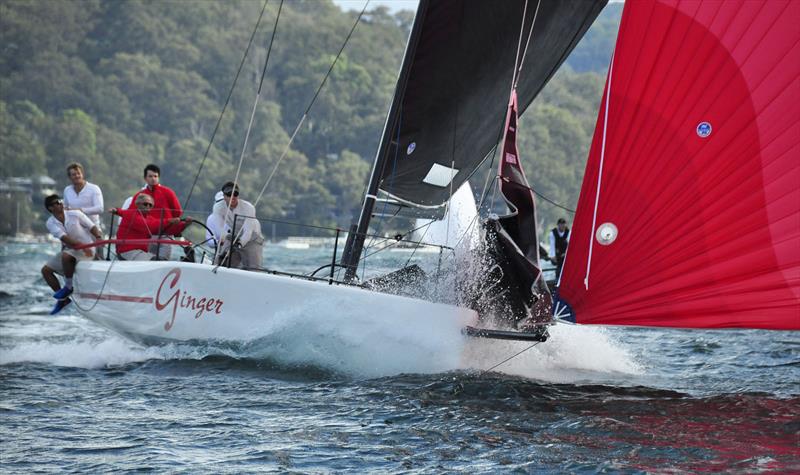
left=584, top=52, right=615, bottom=291
left=183, top=0, right=271, bottom=210
left=479, top=341, right=542, bottom=376
left=501, top=179, right=576, bottom=213
left=513, top=0, right=542, bottom=90
left=252, top=0, right=371, bottom=209
left=71, top=255, right=120, bottom=313
left=402, top=218, right=433, bottom=268
left=510, top=0, right=530, bottom=92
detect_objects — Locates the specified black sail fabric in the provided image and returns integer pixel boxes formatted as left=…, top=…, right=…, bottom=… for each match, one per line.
left=377, top=0, right=607, bottom=209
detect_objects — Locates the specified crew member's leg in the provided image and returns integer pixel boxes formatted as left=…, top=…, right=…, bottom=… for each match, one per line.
left=59, top=252, right=78, bottom=294
left=240, top=240, right=264, bottom=270
left=42, top=253, right=64, bottom=292
left=42, top=266, right=60, bottom=292
left=51, top=252, right=76, bottom=314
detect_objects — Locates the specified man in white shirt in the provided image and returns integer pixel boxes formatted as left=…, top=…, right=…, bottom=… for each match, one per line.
left=41, top=194, right=102, bottom=314
left=213, top=182, right=264, bottom=269
left=205, top=191, right=225, bottom=247
left=63, top=162, right=104, bottom=228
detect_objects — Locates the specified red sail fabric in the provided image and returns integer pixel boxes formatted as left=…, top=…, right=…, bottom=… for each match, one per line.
left=557, top=0, right=800, bottom=330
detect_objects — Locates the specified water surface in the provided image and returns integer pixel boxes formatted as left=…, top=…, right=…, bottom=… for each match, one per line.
left=1, top=243, right=798, bottom=472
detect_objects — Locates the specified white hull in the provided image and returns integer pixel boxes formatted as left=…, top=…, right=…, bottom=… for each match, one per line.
left=73, top=261, right=477, bottom=344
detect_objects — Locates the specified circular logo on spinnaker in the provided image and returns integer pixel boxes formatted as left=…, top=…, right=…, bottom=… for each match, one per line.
left=696, top=122, right=712, bottom=138
left=406, top=142, right=416, bottom=155
left=596, top=222, right=618, bottom=245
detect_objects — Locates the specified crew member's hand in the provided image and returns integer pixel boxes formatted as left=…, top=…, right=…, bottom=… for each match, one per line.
left=110, top=208, right=119, bottom=215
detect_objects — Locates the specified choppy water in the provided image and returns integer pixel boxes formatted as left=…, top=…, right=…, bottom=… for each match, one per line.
left=1, top=243, right=798, bottom=473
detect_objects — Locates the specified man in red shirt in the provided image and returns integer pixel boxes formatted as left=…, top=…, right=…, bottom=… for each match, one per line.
left=131, top=164, right=182, bottom=220
left=112, top=194, right=191, bottom=260
left=129, top=163, right=183, bottom=259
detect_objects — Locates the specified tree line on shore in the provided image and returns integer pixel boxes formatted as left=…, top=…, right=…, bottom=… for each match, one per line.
left=0, top=0, right=621, bottom=237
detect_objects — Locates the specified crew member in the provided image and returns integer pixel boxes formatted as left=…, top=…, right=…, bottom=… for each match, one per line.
left=63, top=162, right=104, bottom=228
left=214, top=182, right=264, bottom=270
left=130, top=164, right=182, bottom=259
left=42, top=194, right=102, bottom=314
left=549, top=218, right=570, bottom=280
left=112, top=194, right=191, bottom=261
left=63, top=162, right=105, bottom=259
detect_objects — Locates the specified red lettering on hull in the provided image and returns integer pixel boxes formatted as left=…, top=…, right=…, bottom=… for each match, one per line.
left=155, top=268, right=224, bottom=331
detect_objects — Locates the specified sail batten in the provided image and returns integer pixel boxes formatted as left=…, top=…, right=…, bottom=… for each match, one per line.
left=557, top=0, right=800, bottom=330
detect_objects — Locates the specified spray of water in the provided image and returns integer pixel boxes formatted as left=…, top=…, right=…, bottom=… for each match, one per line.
left=1, top=308, right=640, bottom=381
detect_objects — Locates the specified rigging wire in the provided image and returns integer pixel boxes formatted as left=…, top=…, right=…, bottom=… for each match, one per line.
left=360, top=104, right=400, bottom=281
left=229, top=0, right=284, bottom=206
left=443, top=0, right=466, bottom=252
left=503, top=179, right=576, bottom=214
left=513, top=0, right=542, bottom=90
left=509, top=0, right=530, bottom=92
left=438, top=0, right=551, bottom=268
left=183, top=0, right=271, bottom=210
left=252, top=0, right=371, bottom=210
left=479, top=341, right=542, bottom=376
left=339, top=0, right=571, bottom=270
left=214, top=0, right=284, bottom=271
left=402, top=217, right=433, bottom=268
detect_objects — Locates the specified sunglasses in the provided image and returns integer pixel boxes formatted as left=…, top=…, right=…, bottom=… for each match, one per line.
left=139, top=202, right=154, bottom=208
left=224, top=191, right=239, bottom=197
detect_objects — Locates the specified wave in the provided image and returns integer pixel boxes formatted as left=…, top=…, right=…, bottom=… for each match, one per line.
left=1, top=309, right=642, bottom=385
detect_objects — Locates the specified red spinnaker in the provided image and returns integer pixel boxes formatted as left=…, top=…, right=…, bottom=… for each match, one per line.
left=558, top=0, right=800, bottom=330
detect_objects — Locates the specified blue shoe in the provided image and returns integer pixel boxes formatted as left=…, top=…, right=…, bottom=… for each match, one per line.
left=50, top=298, right=72, bottom=315
left=53, top=286, right=73, bottom=300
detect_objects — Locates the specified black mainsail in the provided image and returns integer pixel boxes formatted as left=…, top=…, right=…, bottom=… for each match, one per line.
left=343, top=0, right=606, bottom=280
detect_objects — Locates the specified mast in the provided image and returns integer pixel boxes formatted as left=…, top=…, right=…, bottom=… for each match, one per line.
left=341, top=0, right=429, bottom=282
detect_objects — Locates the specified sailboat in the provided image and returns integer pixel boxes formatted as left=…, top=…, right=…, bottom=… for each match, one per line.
left=72, top=0, right=799, bottom=347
